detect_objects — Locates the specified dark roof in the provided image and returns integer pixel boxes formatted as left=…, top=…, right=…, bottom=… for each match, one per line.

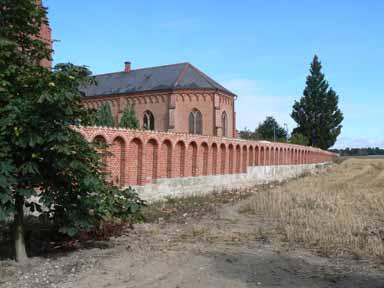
left=81, top=63, right=236, bottom=97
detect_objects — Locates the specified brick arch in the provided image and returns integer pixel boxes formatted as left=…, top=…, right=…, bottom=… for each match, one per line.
left=280, top=147, right=284, bottom=165
left=145, top=138, right=159, bottom=182
left=211, top=143, right=218, bottom=175
left=188, top=141, right=198, bottom=177
left=228, top=144, right=234, bottom=174
left=174, top=140, right=186, bottom=178
left=110, top=136, right=126, bottom=187
left=264, top=146, right=271, bottom=165
left=254, top=146, right=259, bottom=166
left=235, top=144, right=241, bottom=173
left=248, top=146, right=254, bottom=166
left=287, top=148, right=291, bottom=165
left=128, top=138, right=143, bottom=185
left=220, top=143, right=226, bottom=174
left=260, top=146, right=265, bottom=165
left=201, top=142, right=209, bottom=176
left=269, top=146, right=276, bottom=165
left=160, top=139, right=173, bottom=178
left=242, top=145, right=248, bottom=173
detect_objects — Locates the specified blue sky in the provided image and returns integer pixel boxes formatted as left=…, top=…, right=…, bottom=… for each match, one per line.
left=45, top=0, right=383, bottom=148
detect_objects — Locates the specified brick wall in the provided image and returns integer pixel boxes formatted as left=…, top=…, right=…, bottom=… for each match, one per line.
left=82, top=89, right=236, bottom=137
left=77, top=126, right=336, bottom=188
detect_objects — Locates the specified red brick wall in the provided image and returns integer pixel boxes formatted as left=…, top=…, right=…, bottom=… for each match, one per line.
left=77, top=126, right=337, bottom=187
left=81, top=89, right=236, bottom=137
left=38, top=1, right=52, bottom=69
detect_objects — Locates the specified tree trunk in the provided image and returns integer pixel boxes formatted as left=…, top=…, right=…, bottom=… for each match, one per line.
left=14, top=194, right=28, bottom=263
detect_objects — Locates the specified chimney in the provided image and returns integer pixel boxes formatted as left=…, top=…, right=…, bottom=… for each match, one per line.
left=124, top=61, right=131, bottom=73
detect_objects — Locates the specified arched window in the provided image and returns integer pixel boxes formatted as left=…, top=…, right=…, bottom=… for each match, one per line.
left=221, top=111, right=228, bottom=137
left=143, top=110, right=155, bottom=130
left=188, top=109, right=203, bottom=134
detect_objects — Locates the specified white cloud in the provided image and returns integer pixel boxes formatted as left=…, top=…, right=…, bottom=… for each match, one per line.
left=224, top=78, right=297, bottom=131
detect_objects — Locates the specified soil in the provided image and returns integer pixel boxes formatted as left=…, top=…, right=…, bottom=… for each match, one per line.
left=1, top=161, right=384, bottom=288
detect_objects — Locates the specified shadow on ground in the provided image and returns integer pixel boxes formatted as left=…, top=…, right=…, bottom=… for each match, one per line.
left=207, top=250, right=384, bottom=288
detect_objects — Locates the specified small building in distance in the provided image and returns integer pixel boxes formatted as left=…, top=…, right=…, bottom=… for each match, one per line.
left=81, top=62, right=237, bottom=137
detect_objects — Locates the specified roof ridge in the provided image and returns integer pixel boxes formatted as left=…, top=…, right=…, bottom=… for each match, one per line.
left=188, top=64, right=235, bottom=96
left=92, top=62, right=189, bottom=77
left=173, top=63, right=190, bottom=88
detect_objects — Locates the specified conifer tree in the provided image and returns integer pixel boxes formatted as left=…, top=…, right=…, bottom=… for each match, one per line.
left=95, top=102, right=115, bottom=127
left=119, top=104, right=139, bottom=129
left=291, top=55, right=343, bottom=149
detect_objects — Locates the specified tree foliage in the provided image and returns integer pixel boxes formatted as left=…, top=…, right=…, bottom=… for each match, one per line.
left=94, top=102, right=115, bottom=127
left=239, top=117, right=287, bottom=142
left=119, top=104, right=139, bottom=129
left=238, top=127, right=258, bottom=140
left=257, top=116, right=287, bottom=142
left=0, top=0, right=144, bottom=262
left=291, top=55, right=343, bottom=149
left=331, top=147, right=384, bottom=156
left=290, top=133, right=309, bottom=146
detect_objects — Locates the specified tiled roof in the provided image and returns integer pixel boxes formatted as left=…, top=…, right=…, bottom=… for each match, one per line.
left=81, top=63, right=235, bottom=97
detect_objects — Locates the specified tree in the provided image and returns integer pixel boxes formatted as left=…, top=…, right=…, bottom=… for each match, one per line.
left=256, top=116, right=287, bottom=142
left=291, top=55, right=343, bottom=149
left=0, top=1, right=144, bottom=262
left=119, top=104, right=139, bottom=129
left=239, top=127, right=258, bottom=140
left=95, top=102, right=115, bottom=127
left=290, top=133, right=309, bottom=146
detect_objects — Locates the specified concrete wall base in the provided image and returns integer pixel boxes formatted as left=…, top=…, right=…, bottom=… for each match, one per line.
left=131, top=163, right=330, bottom=202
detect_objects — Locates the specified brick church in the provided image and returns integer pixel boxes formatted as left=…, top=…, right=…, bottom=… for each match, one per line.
left=81, top=62, right=237, bottom=137
left=38, top=2, right=237, bottom=138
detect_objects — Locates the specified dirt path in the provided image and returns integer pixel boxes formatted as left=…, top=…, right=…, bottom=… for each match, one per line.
left=1, top=159, right=384, bottom=288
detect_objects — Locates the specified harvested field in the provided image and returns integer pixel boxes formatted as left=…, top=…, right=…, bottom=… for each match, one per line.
left=1, top=159, right=384, bottom=288
left=241, top=158, right=384, bottom=261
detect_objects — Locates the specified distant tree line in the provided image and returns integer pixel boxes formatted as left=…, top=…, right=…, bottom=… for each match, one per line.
left=330, top=147, right=384, bottom=156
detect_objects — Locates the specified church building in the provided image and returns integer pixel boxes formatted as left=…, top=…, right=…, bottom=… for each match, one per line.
left=38, top=0, right=237, bottom=138
left=81, top=62, right=237, bottom=137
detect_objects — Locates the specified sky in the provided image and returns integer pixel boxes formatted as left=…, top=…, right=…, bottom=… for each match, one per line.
left=45, top=0, right=383, bottom=148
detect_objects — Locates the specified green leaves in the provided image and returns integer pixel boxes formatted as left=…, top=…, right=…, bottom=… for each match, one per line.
left=94, top=102, right=115, bottom=127
left=0, top=1, right=144, bottom=247
left=291, top=55, right=343, bottom=149
left=119, top=104, right=139, bottom=129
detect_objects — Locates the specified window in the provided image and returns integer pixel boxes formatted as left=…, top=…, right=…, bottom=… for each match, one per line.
left=221, top=111, right=228, bottom=137
left=143, top=110, right=155, bottom=130
left=188, top=109, right=203, bottom=134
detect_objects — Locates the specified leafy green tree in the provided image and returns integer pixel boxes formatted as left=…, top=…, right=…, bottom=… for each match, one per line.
left=239, top=127, right=258, bottom=140
left=0, top=0, right=144, bottom=263
left=95, top=102, right=115, bottom=127
left=119, top=104, right=139, bottom=129
left=290, top=133, right=309, bottom=146
left=256, top=116, right=287, bottom=142
left=291, top=55, right=343, bottom=149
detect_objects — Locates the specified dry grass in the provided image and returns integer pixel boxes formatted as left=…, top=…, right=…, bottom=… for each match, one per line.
left=241, top=159, right=384, bottom=261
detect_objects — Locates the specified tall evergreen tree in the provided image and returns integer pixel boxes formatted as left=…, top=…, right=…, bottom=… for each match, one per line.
left=95, top=102, right=115, bottom=127
left=119, top=104, right=139, bottom=129
left=291, top=55, right=343, bottom=149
